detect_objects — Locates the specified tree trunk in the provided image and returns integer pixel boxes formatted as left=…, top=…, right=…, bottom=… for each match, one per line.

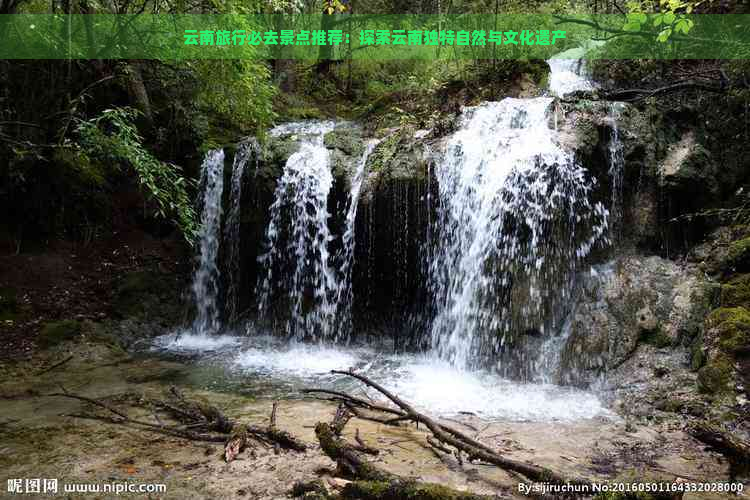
left=123, top=61, right=154, bottom=127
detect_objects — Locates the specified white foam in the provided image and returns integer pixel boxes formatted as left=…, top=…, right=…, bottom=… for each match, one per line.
left=234, top=343, right=360, bottom=378
left=153, top=332, right=241, bottom=351
left=375, top=356, right=609, bottom=421
left=223, top=339, right=610, bottom=422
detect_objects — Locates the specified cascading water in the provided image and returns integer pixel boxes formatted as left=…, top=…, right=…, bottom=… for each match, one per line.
left=608, top=103, right=625, bottom=237
left=255, top=121, right=339, bottom=341
left=428, top=73, right=609, bottom=376
left=547, top=59, right=594, bottom=96
left=224, top=139, right=260, bottom=323
left=190, top=149, right=225, bottom=336
left=334, top=140, right=378, bottom=337
left=153, top=59, right=616, bottom=422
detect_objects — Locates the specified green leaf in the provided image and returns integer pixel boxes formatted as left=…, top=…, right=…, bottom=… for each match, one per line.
left=623, top=21, right=642, bottom=31
left=663, top=11, right=676, bottom=24
left=656, top=27, right=672, bottom=42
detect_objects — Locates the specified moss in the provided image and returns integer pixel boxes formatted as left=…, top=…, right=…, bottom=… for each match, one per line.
left=707, top=307, right=750, bottom=353
left=690, top=338, right=706, bottom=371
left=724, top=237, right=750, bottom=272
left=720, top=274, right=750, bottom=307
left=366, top=129, right=425, bottom=184
left=52, top=147, right=106, bottom=187
left=341, top=479, right=489, bottom=500
left=324, top=128, right=364, bottom=157
left=655, top=398, right=683, bottom=413
left=37, top=320, right=81, bottom=348
left=639, top=327, right=672, bottom=348
left=367, top=131, right=402, bottom=174
left=697, top=354, right=735, bottom=395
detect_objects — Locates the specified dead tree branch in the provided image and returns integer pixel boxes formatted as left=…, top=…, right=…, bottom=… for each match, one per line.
left=310, top=409, right=499, bottom=500
left=688, top=421, right=750, bottom=474
left=49, top=387, right=307, bottom=462
left=322, top=370, right=592, bottom=487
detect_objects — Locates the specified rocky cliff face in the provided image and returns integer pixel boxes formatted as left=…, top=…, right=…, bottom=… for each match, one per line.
left=221, top=85, right=747, bottom=421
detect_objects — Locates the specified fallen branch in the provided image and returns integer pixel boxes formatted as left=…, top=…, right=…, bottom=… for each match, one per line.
left=302, top=388, right=404, bottom=417
left=311, top=412, right=498, bottom=500
left=49, top=387, right=307, bottom=460
left=326, top=370, right=592, bottom=487
left=688, top=421, right=750, bottom=472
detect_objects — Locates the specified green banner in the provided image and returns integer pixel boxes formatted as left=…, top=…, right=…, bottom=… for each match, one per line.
left=0, top=14, right=748, bottom=59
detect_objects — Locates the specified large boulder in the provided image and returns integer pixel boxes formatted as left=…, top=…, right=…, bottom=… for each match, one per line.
left=559, top=255, right=715, bottom=388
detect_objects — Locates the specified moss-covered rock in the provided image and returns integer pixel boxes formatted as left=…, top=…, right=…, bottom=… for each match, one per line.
left=324, top=128, right=364, bottom=157
left=52, top=147, right=106, bottom=187
left=720, top=274, right=750, bottom=307
left=690, top=335, right=706, bottom=371
left=37, top=320, right=81, bottom=348
left=264, top=133, right=301, bottom=167
left=707, top=306, right=750, bottom=353
left=697, top=354, right=735, bottom=395
left=724, top=237, right=750, bottom=273
left=341, top=479, right=491, bottom=500
left=365, top=128, right=426, bottom=183
left=639, top=327, right=673, bottom=348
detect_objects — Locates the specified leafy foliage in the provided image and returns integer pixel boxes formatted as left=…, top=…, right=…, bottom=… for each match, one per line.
left=75, top=107, right=198, bottom=243
left=186, top=59, right=276, bottom=139
left=624, top=0, right=702, bottom=41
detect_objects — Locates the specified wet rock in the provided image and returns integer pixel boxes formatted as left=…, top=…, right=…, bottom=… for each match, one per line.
left=636, top=305, right=658, bottom=333
left=659, top=132, right=717, bottom=198
left=688, top=225, right=750, bottom=276
left=706, top=306, right=750, bottom=354
left=697, top=353, right=735, bottom=395
left=325, top=126, right=365, bottom=191
left=560, top=255, right=713, bottom=387
left=556, top=100, right=661, bottom=251
left=351, top=127, right=432, bottom=340
left=324, top=127, right=364, bottom=157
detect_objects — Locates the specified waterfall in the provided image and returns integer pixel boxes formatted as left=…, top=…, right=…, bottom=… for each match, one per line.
left=608, top=103, right=625, bottom=237
left=224, top=139, right=260, bottom=323
left=255, top=121, right=338, bottom=341
left=428, top=97, right=609, bottom=374
left=547, top=42, right=602, bottom=97
left=190, top=149, right=225, bottom=335
left=335, top=140, right=378, bottom=338
left=547, top=59, right=594, bottom=97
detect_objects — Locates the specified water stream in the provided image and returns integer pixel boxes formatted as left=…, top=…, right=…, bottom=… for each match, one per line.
left=155, top=57, right=618, bottom=422
left=334, top=140, right=379, bottom=338
left=428, top=97, right=609, bottom=375
left=188, top=149, right=225, bottom=336
left=255, top=121, right=338, bottom=341
left=224, top=139, right=260, bottom=323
